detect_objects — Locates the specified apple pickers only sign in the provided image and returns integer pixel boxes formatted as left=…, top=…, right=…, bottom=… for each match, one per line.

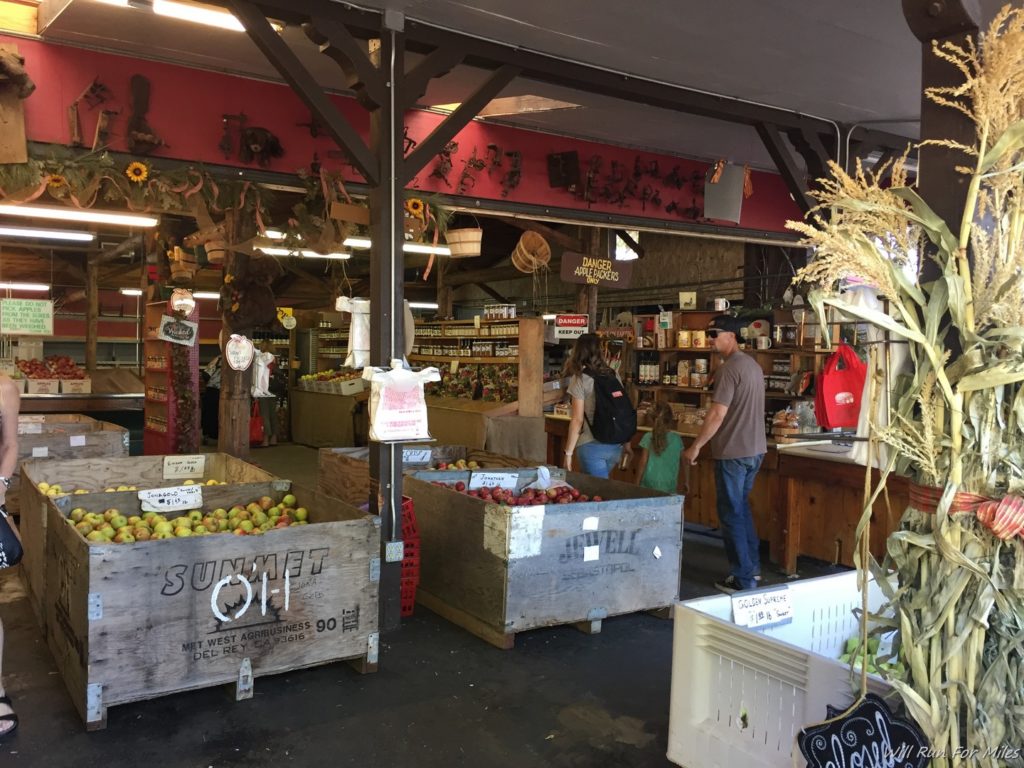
left=560, top=252, right=634, bottom=289
left=554, top=314, right=589, bottom=340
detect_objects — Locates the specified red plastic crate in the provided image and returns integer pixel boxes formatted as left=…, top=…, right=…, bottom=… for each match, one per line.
left=400, top=576, right=417, bottom=617
left=401, top=496, right=419, bottom=539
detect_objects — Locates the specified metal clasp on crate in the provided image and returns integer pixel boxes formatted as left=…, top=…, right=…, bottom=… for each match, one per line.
left=367, top=633, right=379, bottom=665
left=236, top=657, right=253, bottom=700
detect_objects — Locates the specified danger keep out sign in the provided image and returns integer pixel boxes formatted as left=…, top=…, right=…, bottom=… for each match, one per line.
left=554, top=314, right=589, bottom=340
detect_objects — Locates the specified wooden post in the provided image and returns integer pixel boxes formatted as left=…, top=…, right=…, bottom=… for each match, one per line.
left=217, top=213, right=254, bottom=459
left=516, top=317, right=544, bottom=418
left=85, top=254, right=99, bottom=372
left=437, top=260, right=453, bottom=318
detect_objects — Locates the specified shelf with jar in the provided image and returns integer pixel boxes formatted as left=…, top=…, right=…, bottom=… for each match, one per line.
left=142, top=300, right=199, bottom=455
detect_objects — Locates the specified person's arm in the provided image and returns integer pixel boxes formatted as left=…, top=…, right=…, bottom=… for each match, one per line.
left=564, top=395, right=585, bottom=471
left=0, top=378, right=21, bottom=508
left=634, top=447, right=650, bottom=485
left=681, top=403, right=727, bottom=465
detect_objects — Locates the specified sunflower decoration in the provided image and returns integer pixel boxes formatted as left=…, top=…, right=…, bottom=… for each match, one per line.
left=125, top=161, right=149, bottom=184
left=46, top=173, right=68, bottom=192
left=404, top=197, right=425, bottom=221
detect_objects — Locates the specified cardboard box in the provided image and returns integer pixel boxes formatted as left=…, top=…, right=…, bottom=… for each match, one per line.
left=60, top=378, right=92, bottom=394
left=26, top=379, right=60, bottom=394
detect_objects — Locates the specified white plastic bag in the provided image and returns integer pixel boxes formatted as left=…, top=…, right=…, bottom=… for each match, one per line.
left=521, top=466, right=573, bottom=493
left=363, top=360, right=440, bottom=442
left=336, top=296, right=371, bottom=369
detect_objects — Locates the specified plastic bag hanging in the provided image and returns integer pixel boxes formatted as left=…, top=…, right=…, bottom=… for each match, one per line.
left=336, top=296, right=371, bottom=369
left=362, top=360, right=440, bottom=442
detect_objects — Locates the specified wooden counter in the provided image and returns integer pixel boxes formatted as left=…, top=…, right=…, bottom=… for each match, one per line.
left=291, top=389, right=365, bottom=447
left=545, top=416, right=908, bottom=574
left=20, top=393, right=144, bottom=413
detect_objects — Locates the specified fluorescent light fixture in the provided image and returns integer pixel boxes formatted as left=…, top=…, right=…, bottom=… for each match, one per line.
left=149, top=0, right=284, bottom=32
left=258, top=246, right=350, bottom=260
left=0, top=225, right=95, bottom=242
left=193, top=291, right=221, bottom=299
left=264, top=229, right=287, bottom=240
left=343, top=237, right=451, bottom=256
left=0, top=282, right=49, bottom=291
left=119, top=288, right=144, bottom=296
left=0, top=204, right=158, bottom=228
left=408, top=302, right=439, bottom=310
left=542, top=314, right=557, bottom=321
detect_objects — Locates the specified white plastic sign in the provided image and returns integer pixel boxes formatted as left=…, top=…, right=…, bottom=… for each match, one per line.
left=731, top=586, right=793, bottom=630
left=468, top=471, right=518, bottom=490
left=18, top=423, right=42, bottom=435
left=163, top=454, right=207, bottom=480
left=138, top=484, right=204, bottom=513
left=225, top=334, right=255, bottom=372
left=402, top=448, right=432, bottom=464
left=554, top=314, right=589, bottom=340
left=69, top=435, right=86, bottom=447
left=32, top=446, right=48, bottom=458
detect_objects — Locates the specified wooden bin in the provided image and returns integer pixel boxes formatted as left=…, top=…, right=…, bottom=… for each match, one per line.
left=318, top=445, right=538, bottom=507
left=19, top=453, right=284, bottom=630
left=404, top=468, right=683, bottom=649
left=46, top=483, right=380, bottom=730
left=9, top=416, right=129, bottom=519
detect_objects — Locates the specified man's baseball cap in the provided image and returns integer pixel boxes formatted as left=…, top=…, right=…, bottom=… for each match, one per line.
left=708, top=314, right=747, bottom=337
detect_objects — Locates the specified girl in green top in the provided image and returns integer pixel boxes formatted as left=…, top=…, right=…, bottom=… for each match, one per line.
left=636, top=403, right=685, bottom=494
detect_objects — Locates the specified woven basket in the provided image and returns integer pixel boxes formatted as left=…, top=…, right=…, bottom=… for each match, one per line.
left=511, top=231, right=551, bottom=274
left=205, top=239, right=227, bottom=265
left=445, top=227, right=483, bottom=258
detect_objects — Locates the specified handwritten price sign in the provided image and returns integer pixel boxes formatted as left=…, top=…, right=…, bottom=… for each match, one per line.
left=139, top=484, right=204, bottom=513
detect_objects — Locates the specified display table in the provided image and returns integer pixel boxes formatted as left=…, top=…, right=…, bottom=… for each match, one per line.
left=20, top=393, right=144, bottom=413
left=544, top=415, right=908, bottom=573
left=291, top=388, right=366, bottom=447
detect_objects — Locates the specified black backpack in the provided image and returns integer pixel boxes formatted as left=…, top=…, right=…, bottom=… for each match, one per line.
left=583, top=367, right=637, bottom=444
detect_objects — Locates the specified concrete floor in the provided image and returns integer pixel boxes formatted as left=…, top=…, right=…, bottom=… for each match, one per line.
left=1, top=444, right=843, bottom=767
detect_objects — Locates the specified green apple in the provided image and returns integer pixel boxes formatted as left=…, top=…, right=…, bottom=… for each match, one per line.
left=239, top=520, right=255, bottom=532
left=69, top=508, right=87, bottom=524
left=174, top=526, right=193, bottom=537
left=84, top=512, right=104, bottom=526
left=246, top=503, right=262, bottom=516
left=171, top=516, right=193, bottom=529
left=74, top=521, right=93, bottom=536
left=213, top=508, right=228, bottom=520
left=193, top=524, right=209, bottom=535
left=252, top=511, right=268, bottom=526
left=282, top=494, right=297, bottom=507
left=86, top=530, right=108, bottom=544
left=152, top=531, right=172, bottom=540
left=294, top=508, right=309, bottom=522
left=113, top=531, right=135, bottom=544
left=142, top=511, right=158, bottom=521
left=188, top=510, right=203, bottom=523
left=228, top=517, right=240, bottom=530
left=103, top=508, right=119, bottom=522
left=217, top=519, right=230, bottom=532
left=153, top=521, right=174, bottom=535
left=110, top=515, right=129, bottom=530
left=259, top=522, right=272, bottom=532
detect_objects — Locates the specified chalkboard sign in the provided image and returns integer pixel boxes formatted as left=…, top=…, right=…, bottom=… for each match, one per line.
left=798, top=693, right=929, bottom=768
left=0, top=298, right=54, bottom=336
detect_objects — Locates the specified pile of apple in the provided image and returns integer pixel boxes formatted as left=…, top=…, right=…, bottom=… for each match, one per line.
left=434, top=459, right=480, bottom=470
left=38, top=478, right=226, bottom=498
left=17, top=356, right=87, bottom=379
left=429, top=480, right=603, bottom=505
left=66, top=493, right=310, bottom=544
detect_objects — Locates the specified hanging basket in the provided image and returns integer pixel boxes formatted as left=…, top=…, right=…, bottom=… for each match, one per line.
left=204, top=239, right=227, bottom=265
left=445, top=227, right=483, bottom=258
left=511, top=230, right=551, bottom=274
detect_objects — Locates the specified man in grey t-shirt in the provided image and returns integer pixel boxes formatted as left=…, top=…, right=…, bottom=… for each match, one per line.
left=682, top=314, right=766, bottom=593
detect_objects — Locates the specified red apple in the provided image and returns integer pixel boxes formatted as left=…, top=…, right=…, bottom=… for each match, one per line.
left=455, top=481, right=466, bottom=492
left=592, top=495, right=603, bottom=502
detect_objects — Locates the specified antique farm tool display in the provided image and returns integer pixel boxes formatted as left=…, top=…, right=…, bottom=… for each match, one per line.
left=126, top=74, right=165, bottom=155
left=67, top=78, right=110, bottom=149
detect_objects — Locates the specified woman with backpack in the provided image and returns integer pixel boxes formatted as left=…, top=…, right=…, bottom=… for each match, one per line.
left=562, top=333, right=636, bottom=478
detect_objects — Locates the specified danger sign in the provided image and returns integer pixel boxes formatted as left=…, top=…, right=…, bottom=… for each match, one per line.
left=554, top=314, right=589, bottom=339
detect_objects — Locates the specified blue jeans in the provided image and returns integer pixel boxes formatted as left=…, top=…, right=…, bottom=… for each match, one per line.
left=577, top=441, right=623, bottom=479
left=714, top=455, right=764, bottom=590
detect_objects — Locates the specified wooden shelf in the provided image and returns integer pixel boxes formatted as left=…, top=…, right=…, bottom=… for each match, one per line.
left=635, top=384, right=709, bottom=394
left=750, top=347, right=831, bottom=355
left=651, top=347, right=714, bottom=354
left=409, top=354, right=519, bottom=365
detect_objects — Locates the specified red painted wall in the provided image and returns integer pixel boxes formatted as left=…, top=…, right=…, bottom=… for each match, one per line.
left=7, top=36, right=801, bottom=233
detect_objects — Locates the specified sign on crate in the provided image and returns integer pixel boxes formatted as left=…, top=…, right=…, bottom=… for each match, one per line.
left=138, top=484, right=204, bottom=513
left=402, top=448, right=432, bottom=465
left=798, top=693, right=929, bottom=768
left=163, top=454, right=207, bottom=480
left=0, top=298, right=54, bottom=335
left=468, top=471, right=518, bottom=490
left=730, top=585, right=793, bottom=630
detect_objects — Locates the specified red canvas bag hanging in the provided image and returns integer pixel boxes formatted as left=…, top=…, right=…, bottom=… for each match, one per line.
left=249, top=400, right=265, bottom=446
left=814, top=342, right=867, bottom=429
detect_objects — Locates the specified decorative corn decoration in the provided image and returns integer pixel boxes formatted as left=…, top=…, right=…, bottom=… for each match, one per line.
left=791, top=6, right=1024, bottom=765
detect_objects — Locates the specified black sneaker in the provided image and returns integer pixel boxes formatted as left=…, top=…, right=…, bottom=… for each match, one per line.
left=715, top=576, right=742, bottom=594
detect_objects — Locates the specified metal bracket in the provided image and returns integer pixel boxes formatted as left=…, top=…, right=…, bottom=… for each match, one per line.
left=367, top=632, right=380, bottom=664
left=236, top=657, right=254, bottom=700
left=86, top=684, right=103, bottom=723
left=369, top=557, right=381, bottom=583
left=587, top=608, right=608, bottom=622
left=87, top=593, right=103, bottom=620
left=384, top=540, right=404, bottom=563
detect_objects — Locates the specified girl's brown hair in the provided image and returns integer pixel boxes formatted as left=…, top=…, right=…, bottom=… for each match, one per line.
left=563, top=333, right=613, bottom=377
left=649, top=402, right=675, bottom=455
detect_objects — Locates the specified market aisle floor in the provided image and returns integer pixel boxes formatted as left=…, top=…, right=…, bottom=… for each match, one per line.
left=1, top=445, right=841, bottom=767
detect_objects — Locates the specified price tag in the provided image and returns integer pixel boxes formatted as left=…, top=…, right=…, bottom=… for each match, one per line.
left=32, top=446, right=48, bottom=458
left=138, top=484, right=204, bottom=514
left=468, top=471, right=518, bottom=490
left=18, top=423, right=42, bottom=435
left=731, top=585, right=793, bottom=630
left=450, top=360, right=459, bottom=375
left=402, top=448, right=433, bottom=465
left=163, top=454, right=207, bottom=480
left=69, top=435, right=87, bottom=447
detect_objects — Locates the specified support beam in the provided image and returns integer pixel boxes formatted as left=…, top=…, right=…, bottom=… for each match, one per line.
left=403, top=64, right=520, bottom=184
left=401, top=46, right=465, bottom=110
left=230, top=0, right=379, bottom=184
left=474, top=282, right=509, bottom=304
left=218, top=211, right=256, bottom=459
left=96, top=234, right=144, bottom=265
left=304, top=15, right=386, bottom=109
left=85, top=254, right=98, bottom=372
left=756, top=122, right=812, bottom=215
left=497, top=216, right=583, bottom=252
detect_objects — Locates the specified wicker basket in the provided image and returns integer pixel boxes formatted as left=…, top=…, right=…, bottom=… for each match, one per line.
left=511, top=231, right=551, bottom=273
left=445, top=227, right=483, bottom=258
left=204, top=239, right=227, bottom=265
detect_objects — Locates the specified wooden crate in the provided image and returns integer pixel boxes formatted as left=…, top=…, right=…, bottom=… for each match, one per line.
left=19, top=453, right=285, bottom=630
left=8, top=417, right=129, bottom=519
left=46, top=483, right=379, bottom=729
left=404, top=468, right=683, bottom=649
left=318, top=445, right=538, bottom=507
